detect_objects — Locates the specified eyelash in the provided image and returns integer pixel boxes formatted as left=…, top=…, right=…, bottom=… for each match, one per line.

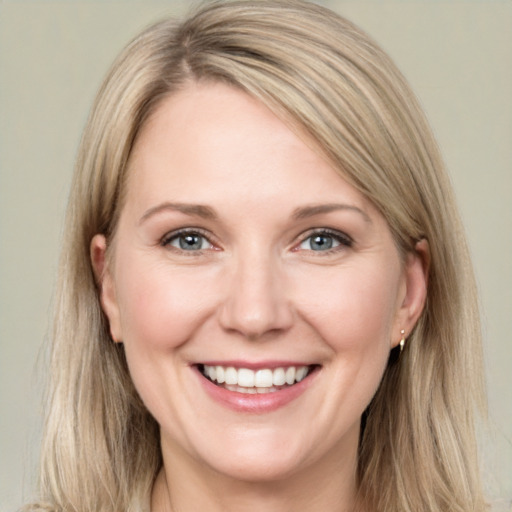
left=160, top=228, right=216, bottom=254
left=295, top=228, right=353, bottom=254
left=160, top=227, right=353, bottom=255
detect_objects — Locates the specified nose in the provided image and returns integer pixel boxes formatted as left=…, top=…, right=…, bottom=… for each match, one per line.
left=218, top=252, right=293, bottom=340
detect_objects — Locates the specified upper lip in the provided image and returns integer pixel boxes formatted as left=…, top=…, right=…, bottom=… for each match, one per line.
left=194, top=360, right=317, bottom=370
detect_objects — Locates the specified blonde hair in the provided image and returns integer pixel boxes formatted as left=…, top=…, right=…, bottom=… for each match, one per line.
left=27, top=1, right=486, bottom=511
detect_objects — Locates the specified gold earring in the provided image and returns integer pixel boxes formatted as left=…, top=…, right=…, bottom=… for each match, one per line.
left=399, top=329, right=406, bottom=353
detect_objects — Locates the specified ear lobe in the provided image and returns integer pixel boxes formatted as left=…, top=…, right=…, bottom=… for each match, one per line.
left=392, top=239, right=430, bottom=347
left=90, top=234, right=123, bottom=342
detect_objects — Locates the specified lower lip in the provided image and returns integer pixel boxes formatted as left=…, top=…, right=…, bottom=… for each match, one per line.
left=194, top=366, right=318, bottom=413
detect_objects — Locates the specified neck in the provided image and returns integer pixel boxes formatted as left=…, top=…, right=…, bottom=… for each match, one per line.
left=152, top=436, right=360, bottom=512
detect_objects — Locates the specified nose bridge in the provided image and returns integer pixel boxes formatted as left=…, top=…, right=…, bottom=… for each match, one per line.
left=219, top=245, right=292, bottom=338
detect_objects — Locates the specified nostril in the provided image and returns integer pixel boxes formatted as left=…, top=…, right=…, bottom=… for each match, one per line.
left=218, top=292, right=294, bottom=340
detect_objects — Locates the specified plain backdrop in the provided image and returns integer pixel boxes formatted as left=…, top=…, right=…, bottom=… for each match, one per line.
left=1, top=1, right=511, bottom=510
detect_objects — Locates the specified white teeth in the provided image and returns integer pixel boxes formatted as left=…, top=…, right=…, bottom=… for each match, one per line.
left=226, top=384, right=279, bottom=393
left=215, top=366, right=225, bottom=384
left=224, top=367, right=237, bottom=385
left=238, top=368, right=255, bottom=387
left=296, top=366, right=308, bottom=382
left=202, top=364, right=311, bottom=391
left=207, top=366, right=217, bottom=381
left=255, top=369, right=273, bottom=387
left=272, top=368, right=286, bottom=386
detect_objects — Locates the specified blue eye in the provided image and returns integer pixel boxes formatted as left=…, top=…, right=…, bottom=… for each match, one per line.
left=299, top=231, right=351, bottom=252
left=163, top=231, right=212, bottom=251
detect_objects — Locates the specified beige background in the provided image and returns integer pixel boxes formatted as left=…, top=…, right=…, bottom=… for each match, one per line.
left=1, top=1, right=511, bottom=510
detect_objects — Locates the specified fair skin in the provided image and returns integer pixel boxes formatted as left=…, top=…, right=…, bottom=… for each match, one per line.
left=91, top=82, right=428, bottom=512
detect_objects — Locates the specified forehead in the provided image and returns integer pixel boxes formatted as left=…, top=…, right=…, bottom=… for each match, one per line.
left=124, top=82, right=375, bottom=218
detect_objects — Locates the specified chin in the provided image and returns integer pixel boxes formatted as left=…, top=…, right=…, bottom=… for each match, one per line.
left=163, top=422, right=314, bottom=483
left=203, top=448, right=307, bottom=483
left=199, top=421, right=346, bottom=484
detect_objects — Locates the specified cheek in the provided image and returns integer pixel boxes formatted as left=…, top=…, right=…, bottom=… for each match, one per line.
left=295, top=261, right=401, bottom=351
left=114, top=257, right=219, bottom=350
left=112, top=256, right=222, bottom=423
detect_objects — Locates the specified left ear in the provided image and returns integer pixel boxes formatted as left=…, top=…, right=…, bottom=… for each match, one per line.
left=391, top=239, right=430, bottom=348
left=90, top=234, right=123, bottom=343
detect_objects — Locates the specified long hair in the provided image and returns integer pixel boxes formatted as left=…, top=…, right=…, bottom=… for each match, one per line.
left=27, top=1, right=486, bottom=511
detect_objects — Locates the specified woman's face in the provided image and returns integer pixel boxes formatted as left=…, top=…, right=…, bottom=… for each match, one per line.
left=92, top=82, right=426, bottom=483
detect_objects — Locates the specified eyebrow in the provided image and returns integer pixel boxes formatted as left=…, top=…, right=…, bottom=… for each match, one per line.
left=139, top=201, right=372, bottom=225
left=139, top=202, right=217, bottom=224
left=292, top=203, right=372, bottom=223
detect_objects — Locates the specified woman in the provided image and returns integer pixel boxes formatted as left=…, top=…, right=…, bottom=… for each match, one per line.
left=26, top=1, right=487, bottom=511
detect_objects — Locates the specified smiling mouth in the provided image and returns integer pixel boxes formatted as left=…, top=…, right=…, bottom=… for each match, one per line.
left=198, top=364, right=318, bottom=394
